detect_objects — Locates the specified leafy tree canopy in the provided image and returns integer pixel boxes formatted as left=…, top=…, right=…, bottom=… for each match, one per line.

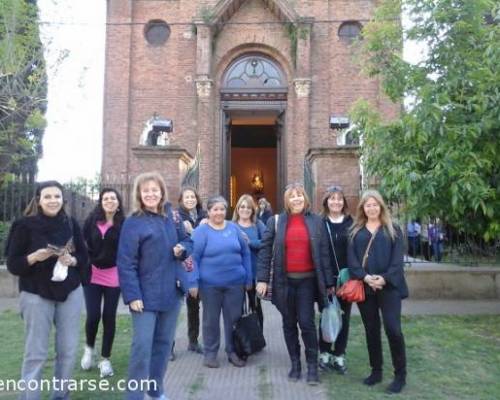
left=0, top=0, right=47, bottom=181
left=351, top=0, right=500, bottom=240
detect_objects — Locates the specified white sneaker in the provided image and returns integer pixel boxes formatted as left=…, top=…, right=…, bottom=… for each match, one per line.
left=80, top=345, right=95, bottom=370
left=98, top=359, right=114, bottom=378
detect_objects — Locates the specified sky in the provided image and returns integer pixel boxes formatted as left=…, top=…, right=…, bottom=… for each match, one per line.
left=37, top=0, right=106, bottom=182
left=35, top=1, right=424, bottom=183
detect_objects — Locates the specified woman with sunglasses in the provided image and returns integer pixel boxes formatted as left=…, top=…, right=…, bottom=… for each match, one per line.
left=318, top=185, right=354, bottom=374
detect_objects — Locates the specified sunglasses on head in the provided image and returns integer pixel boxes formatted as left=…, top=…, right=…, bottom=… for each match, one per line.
left=285, top=182, right=304, bottom=190
left=326, top=185, right=344, bottom=193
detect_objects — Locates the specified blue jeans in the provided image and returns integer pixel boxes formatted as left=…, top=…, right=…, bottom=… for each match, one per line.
left=126, top=298, right=182, bottom=400
left=200, top=285, right=245, bottom=359
left=19, top=286, right=83, bottom=400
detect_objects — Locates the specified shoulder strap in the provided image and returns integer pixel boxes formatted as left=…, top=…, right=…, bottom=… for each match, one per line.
left=362, top=228, right=378, bottom=269
left=325, top=220, right=340, bottom=274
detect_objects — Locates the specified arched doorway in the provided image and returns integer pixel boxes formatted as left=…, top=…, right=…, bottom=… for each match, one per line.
left=220, top=54, right=288, bottom=211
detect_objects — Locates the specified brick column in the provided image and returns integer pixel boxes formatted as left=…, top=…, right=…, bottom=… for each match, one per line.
left=291, top=17, right=313, bottom=183
left=194, top=20, right=215, bottom=199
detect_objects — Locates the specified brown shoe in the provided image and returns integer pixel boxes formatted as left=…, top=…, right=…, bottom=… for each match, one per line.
left=203, top=357, right=220, bottom=368
left=228, top=352, right=246, bottom=367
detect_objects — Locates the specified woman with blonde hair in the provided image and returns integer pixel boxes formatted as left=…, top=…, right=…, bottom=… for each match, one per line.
left=347, top=189, right=408, bottom=394
left=118, top=172, right=193, bottom=400
left=232, top=194, right=267, bottom=327
left=256, top=183, right=334, bottom=385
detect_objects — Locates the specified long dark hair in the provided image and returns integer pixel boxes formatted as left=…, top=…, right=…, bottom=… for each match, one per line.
left=178, top=186, right=203, bottom=213
left=88, top=188, right=125, bottom=228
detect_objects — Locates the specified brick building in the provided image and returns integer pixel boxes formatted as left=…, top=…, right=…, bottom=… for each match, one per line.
left=102, top=0, right=398, bottom=210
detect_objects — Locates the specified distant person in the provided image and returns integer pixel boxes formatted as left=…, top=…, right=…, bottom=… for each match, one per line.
left=233, top=194, right=267, bottom=328
left=189, top=196, right=252, bottom=368
left=407, top=220, right=421, bottom=257
left=6, top=180, right=88, bottom=399
left=177, top=186, right=207, bottom=355
left=257, top=197, right=273, bottom=225
left=256, top=183, right=334, bottom=385
left=428, top=218, right=444, bottom=262
left=317, top=185, right=354, bottom=375
left=80, top=188, right=125, bottom=378
left=348, top=189, right=408, bottom=394
left=117, top=172, right=192, bottom=400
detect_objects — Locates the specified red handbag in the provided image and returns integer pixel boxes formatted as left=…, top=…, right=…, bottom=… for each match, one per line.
left=337, top=228, right=377, bottom=303
left=337, top=279, right=365, bottom=302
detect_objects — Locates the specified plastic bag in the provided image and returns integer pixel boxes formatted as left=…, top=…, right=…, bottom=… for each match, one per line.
left=321, top=296, right=343, bottom=343
left=51, top=260, right=68, bottom=282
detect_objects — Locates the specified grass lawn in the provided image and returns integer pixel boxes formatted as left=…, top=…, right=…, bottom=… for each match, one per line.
left=0, top=311, right=499, bottom=399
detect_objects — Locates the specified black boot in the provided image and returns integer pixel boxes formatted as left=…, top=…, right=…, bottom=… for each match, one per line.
left=306, top=363, right=320, bottom=386
left=363, top=370, right=382, bottom=386
left=387, top=375, right=406, bottom=394
left=288, top=360, right=301, bottom=382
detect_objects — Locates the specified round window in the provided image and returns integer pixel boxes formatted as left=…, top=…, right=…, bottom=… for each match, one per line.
left=144, top=20, right=171, bottom=46
left=338, top=21, right=362, bottom=43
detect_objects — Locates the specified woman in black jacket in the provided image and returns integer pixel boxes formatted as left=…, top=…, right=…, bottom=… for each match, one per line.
left=80, top=188, right=124, bottom=378
left=6, top=181, right=88, bottom=399
left=177, top=186, right=207, bottom=354
left=318, top=186, right=353, bottom=374
left=348, top=189, right=408, bottom=394
left=256, top=183, right=334, bottom=385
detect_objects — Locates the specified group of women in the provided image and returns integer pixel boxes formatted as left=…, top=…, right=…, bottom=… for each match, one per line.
left=5, top=173, right=408, bottom=399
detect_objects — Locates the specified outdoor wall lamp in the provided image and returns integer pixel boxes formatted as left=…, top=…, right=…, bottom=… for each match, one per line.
left=329, top=116, right=350, bottom=130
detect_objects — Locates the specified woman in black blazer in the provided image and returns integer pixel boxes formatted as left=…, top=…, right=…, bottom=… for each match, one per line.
left=256, top=183, right=334, bottom=385
left=348, top=189, right=408, bottom=394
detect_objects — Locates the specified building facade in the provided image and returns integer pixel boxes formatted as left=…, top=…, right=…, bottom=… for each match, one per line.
left=102, top=0, right=398, bottom=210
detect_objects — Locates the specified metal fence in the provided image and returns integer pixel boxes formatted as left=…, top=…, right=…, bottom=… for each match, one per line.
left=1, top=178, right=498, bottom=266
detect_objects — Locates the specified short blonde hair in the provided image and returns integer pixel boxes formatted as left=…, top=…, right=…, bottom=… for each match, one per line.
left=232, top=194, right=257, bottom=223
left=350, top=189, right=396, bottom=240
left=283, top=183, right=311, bottom=214
left=131, top=172, right=168, bottom=216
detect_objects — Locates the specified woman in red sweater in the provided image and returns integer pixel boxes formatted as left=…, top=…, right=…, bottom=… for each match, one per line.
left=256, top=183, right=334, bottom=385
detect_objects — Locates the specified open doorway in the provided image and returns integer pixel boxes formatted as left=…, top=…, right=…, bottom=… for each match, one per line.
left=228, top=111, right=279, bottom=212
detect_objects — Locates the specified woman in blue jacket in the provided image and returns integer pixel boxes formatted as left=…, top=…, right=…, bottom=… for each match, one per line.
left=118, top=172, right=192, bottom=400
left=189, top=196, right=252, bottom=369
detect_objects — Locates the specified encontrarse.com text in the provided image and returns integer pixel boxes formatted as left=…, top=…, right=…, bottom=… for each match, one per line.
left=0, top=378, right=157, bottom=393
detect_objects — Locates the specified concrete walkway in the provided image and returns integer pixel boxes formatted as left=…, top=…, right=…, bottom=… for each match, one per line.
left=1, top=297, right=499, bottom=400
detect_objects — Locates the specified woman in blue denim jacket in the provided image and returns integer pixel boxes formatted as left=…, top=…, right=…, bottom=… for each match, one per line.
left=118, top=172, right=193, bottom=400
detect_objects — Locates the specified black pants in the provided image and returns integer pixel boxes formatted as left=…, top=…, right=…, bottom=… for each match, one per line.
left=318, top=296, right=352, bottom=356
left=280, top=277, right=318, bottom=365
left=83, top=283, right=121, bottom=358
left=247, top=285, right=264, bottom=329
left=186, top=295, right=201, bottom=344
left=357, top=288, right=407, bottom=378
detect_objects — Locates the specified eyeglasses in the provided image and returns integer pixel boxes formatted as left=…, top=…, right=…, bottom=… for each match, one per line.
left=285, top=182, right=304, bottom=190
left=326, top=185, right=343, bottom=193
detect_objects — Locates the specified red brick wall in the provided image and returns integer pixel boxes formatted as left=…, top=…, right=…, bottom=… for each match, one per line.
left=102, top=0, right=399, bottom=199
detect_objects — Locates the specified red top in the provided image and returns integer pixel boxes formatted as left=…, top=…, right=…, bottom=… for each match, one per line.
left=285, top=214, right=314, bottom=274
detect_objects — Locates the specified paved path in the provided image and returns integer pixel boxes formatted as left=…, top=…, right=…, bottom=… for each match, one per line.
left=1, top=296, right=499, bottom=400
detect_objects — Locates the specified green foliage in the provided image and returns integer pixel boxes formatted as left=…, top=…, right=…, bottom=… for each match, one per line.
left=351, top=0, right=500, bottom=240
left=0, top=0, right=48, bottom=179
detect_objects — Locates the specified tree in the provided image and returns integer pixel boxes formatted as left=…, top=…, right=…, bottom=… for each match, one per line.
left=351, top=0, right=500, bottom=240
left=0, top=0, right=47, bottom=182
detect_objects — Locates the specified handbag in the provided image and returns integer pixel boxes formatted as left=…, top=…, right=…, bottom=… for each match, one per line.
left=233, top=299, right=266, bottom=360
left=259, top=214, right=279, bottom=302
left=321, top=295, right=343, bottom=343
left=337, top=229, right=377, bottom=303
